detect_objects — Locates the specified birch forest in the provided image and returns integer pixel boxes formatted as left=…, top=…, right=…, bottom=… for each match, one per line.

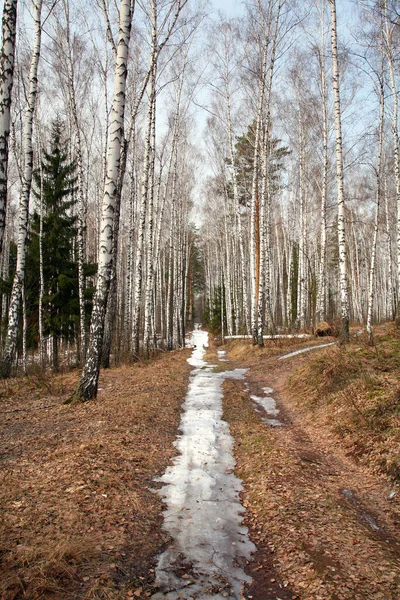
left=0, top=0, right=400, bottom=398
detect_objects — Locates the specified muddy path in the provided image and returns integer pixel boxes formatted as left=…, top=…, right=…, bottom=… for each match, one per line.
left=221, top=344, right=400, bottom=600
left=151, top=334, right=399, bottom=599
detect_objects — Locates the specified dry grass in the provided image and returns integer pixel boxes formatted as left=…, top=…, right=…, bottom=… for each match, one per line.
left=0, top=349, right=192, bottom=600
left=222, top=373, right=400, bottom=600
left=287, top=324, right=400, bottom=481
left=214, top=336, right=329, bottom=364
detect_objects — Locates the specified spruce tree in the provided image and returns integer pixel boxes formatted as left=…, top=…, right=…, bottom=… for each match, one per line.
left=27, top=119, right=80, bottom=371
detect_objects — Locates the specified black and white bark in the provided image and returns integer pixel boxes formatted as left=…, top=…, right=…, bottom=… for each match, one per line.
left=75, top=0, right=133, bottom=400
left=382, top=0, right=400, bottom=318
left=316, top=0, right=328, bottom=323
left=329, top=0, right=349, bottom=341
left=0, top=0, right=43, bottom=379
left=0, top=0, right=18, bottom=258
left=63, top=0, right=88, bottom=361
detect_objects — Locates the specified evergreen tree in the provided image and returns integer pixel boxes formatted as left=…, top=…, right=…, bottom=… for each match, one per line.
left=26, top=119, right=91, bottom=371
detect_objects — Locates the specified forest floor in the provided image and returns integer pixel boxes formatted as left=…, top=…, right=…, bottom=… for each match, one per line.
left=1, top=326, right=399, bottom=600
left=218, top=324, right=400, bottom=600
left=0, top=349, right=192, bottom=600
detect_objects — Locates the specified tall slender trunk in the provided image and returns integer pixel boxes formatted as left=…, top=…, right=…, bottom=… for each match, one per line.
left=64, top=0, right=87, bottom=361
left=101, top=139, right=128, bottom=368
left=0, top=0, right=18, bottom=257
left=257, top=0, right=281, bottom=344
left=225, top=64, right=250, bottom=334
left=384, top=176, right=394, bottom=319
left=167, top=145, right=178, bottom=349
left=367, top=33, right=385, bottom=344
left=37, top=138, right=45, bottom=368
left=0, top=0, right=42, bottom=379
left=132, top=62, right=157, bottom=356
left=317, top=0, right=328, bottom=323
left=329, top=0, right=349, bottom=341
left=250, top=88, right=266, bottom=344
left=75, top=0, right=133, bottom=400
left=144, top=88, right=157, bottom=352
left=383, top=0, right=400, bottom=319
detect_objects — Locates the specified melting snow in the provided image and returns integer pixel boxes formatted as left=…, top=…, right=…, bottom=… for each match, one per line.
left=278, top=342, right=335, bottom=360
left=217, top=349, right=229, bottom=362
left=224, top=334, right=312, bottom=340
left=250, top=395, right=279, bottom=416
left=153, top=330, right=255, bottom=600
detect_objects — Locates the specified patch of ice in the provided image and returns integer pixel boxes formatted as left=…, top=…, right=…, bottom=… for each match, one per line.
left=278, top=342, right=335, bottom=360
left=263, top=387, right=274, bottom=394
left=250, top=395, right=279, bottom=416
left=153, top=330, right=255, bottom=599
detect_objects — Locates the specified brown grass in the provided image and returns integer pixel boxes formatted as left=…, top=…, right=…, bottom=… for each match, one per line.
left=0, top=349, right=192, bottom=600
left=287, top=324, right=400, bottom=481
left=215, top=336, right=330, bottom=364
left=222, top=374, right=400, bottom=600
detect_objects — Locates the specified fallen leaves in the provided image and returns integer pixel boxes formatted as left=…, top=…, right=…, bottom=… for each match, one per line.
left=222, top=359, right=400, bottom=600
left=0, top=350, right=192, bottom=599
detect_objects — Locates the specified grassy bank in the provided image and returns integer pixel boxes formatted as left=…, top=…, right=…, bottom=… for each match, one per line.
left=287, top=324, right=400, bottom=481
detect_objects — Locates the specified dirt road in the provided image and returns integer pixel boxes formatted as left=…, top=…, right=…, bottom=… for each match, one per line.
left=221, top=343, right=400, bottom=600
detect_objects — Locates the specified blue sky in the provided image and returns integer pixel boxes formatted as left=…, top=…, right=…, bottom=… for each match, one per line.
left=209, top=0, right=354, bottom=23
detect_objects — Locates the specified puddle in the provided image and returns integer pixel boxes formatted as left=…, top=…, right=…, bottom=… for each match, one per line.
left=152, top=330, right=255, bottom=599
left=278, top=343, right=335, bottom=360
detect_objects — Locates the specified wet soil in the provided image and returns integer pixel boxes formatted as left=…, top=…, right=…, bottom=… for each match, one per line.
left=220, top=344, right=400, bottom=600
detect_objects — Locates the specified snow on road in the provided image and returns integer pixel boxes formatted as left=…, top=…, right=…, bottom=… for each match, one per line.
left=152, top=330, right=255, bottom=600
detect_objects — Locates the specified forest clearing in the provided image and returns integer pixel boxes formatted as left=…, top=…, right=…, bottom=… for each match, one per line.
left=1, top=325, right=399, bottom=599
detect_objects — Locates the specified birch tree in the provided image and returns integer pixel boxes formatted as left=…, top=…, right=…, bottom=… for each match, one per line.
left=0, top=0, right=43, bottom=379
left=382, top=0, right=400, bottom=319
left=0, top=0, right=18, bottom=257
left=329, top=0, right=349, bottom=341
left=74, top=0, right=133, bottom=400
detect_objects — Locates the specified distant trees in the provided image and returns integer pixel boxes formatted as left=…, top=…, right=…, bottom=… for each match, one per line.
left=0, top=0, right=399, bottom=383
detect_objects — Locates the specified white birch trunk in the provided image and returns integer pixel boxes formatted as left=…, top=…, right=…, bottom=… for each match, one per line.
left=132, top=53, right=156, bottom=356
left=329, top=0, right=350, bottom=341
left=76, top=0, right=132, bottom=400
left=0, top=0, right=42, bottom=379
left=0, top=0, right=18, bottom=257
left=225, top=57, right=250, bottom=334
left=144, top=87, right=157, bottom=352
left=316, top=0, right=328, bottom=323
left=64, top=0, right=87, bottom=361
left=384, top=176, right=394, bottom=320
left=37, top=138, right=45, bottom=368
left=367, top=43, right=385, bottom=344
left=383, top=0, right=400, bottom=319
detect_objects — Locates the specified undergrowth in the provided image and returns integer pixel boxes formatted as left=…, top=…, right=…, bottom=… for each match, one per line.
left=288, top=324, right=400, bottom=481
